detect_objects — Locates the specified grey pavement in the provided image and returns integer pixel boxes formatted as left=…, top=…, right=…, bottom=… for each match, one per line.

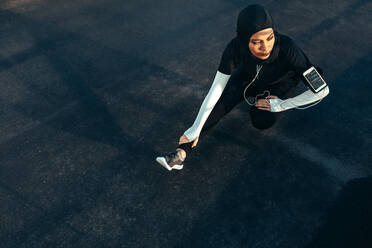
left=0, top=0, right=371, bottom=247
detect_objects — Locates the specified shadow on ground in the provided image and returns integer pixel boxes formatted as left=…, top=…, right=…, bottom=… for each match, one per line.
left=307, top=176, right=372, bottom=248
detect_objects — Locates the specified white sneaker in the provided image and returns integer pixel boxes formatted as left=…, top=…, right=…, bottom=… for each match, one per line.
left=156, top=151, right=184, bottom=171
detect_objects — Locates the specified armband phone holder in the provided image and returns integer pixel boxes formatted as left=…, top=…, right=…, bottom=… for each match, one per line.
left=303, top=66, right=328, bottom=93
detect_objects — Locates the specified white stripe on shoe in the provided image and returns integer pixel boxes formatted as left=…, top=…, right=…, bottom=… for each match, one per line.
left=156, top=157, right=184, bottom=171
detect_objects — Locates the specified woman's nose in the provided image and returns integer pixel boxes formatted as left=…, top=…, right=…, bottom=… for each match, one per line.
left=260, top=42, right=268, bottom=51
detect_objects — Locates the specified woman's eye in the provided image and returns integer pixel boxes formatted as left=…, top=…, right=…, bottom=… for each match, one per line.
left=267, top=36, right=274, bottom=41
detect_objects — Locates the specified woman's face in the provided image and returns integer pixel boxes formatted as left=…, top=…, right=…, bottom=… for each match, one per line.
left=248, top=28, right=275, bottom=60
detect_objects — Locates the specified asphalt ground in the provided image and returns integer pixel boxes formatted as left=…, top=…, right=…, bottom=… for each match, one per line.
left=0, top=0, right=371, bottom=247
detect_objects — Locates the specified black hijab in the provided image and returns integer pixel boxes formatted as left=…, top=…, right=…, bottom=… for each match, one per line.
left=235, top=4, right=280, bottom=65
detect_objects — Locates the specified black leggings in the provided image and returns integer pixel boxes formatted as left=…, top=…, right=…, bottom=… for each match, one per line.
left=178, top=68, right=279, bottom=154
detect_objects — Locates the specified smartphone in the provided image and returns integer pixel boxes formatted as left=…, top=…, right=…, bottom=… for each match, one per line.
left=303, top=66, right=328, bottom=93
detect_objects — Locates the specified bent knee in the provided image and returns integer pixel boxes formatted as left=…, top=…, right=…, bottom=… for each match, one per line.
left=250, top=107, right=277, bottom=130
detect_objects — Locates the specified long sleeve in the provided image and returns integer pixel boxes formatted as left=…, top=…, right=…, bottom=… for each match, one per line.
left=183, top=71, right=231, bottom=141
left=269, top=86, right=329, bottom=112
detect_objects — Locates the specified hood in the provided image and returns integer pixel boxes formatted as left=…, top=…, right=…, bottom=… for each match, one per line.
left=236, top=4, right=279, bottom=65
left=237, top=4, right=274, bottom=43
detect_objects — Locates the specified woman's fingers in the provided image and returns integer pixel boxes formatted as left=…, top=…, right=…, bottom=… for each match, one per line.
left=178, top=134, right=190, bottom=145
left=179, top=134, right=199, bottom=147
left=255, top=99, right=270, bottom=107
left=255, top=99, right=271, bottom=111
left=191, top=138, right=199, bottom=148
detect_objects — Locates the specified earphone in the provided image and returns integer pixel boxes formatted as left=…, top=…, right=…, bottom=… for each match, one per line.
left=244, top=90, right=271, bottom=106
left=243, top=64, right=263, bottom=106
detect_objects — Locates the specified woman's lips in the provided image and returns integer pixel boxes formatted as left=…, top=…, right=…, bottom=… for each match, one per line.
left=258, top=52, right=270, bottom=57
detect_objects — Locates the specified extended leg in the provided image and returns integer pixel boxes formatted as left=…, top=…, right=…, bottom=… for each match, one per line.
left=178, top=68, right=246, bottom=153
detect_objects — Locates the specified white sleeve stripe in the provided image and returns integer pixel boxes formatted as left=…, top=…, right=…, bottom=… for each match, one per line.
left=183, top=71, right=231, bottom=141
left=270, top=86, right=330, bottom=112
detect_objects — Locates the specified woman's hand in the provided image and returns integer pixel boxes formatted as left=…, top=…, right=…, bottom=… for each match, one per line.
left=179, top=134, right=199, bottom=148
left=255, top=95, right=277, bottom=111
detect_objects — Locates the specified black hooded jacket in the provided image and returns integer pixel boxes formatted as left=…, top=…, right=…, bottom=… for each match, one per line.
left=217, top=4, right=317, bottom=98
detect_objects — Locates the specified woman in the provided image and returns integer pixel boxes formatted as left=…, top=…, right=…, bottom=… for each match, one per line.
left=156, top=4, right=329, bottom=171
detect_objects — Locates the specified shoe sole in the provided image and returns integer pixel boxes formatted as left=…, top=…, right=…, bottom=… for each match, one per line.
left=156, top=157, right=183, bottom=171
